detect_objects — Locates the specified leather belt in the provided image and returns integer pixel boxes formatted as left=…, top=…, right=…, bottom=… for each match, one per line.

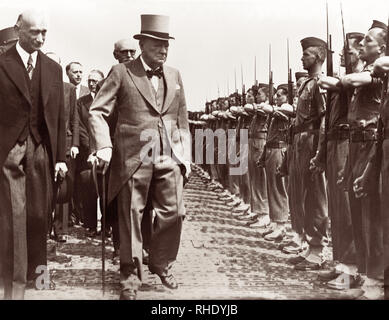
left=249, top=131, right=267, bottom=139
left=266, top=141, right=288, bottom=149
left=327, top=125, right=350, bottom=141
left=293, top=121, right=320, bottom=135
left=350, top=128, right=378, bottom=143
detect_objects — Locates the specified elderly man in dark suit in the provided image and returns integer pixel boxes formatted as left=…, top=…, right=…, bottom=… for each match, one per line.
left=89, top=14, right=191, bottom=300
left=0, top=9, right=67, bottom=299
left=46, top=52, right=78, bottom=243
left=76, top=70, right=104, bottom=237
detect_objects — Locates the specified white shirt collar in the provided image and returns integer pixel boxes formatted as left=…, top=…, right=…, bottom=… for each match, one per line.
left=16, top=41, right=38, bottom=69
left=140, top=54, right=153, bottom=72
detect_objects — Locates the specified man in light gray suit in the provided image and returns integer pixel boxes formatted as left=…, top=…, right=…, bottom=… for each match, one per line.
left=88, top=14, right=191, bottom=300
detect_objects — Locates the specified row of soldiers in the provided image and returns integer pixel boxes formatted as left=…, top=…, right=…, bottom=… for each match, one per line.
left=189, top=19, right=388, bottom=299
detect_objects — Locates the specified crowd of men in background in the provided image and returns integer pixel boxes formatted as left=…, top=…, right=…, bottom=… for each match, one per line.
left=0, top=11, right=388, bottom=300
left=188, top=19, right=388, bottom=299
left=0, top=26, right=138, bottom=268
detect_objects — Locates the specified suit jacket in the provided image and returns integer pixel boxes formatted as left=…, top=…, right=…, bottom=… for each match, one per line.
left=76, top=93, right=94, bottom=172
left=0, top=45, right=66, bottom=170
left=63, top=82, right=78, bottom=152
left=79, top=85, right=89, bottom=99
left=89, top=56, right=191, bottom=203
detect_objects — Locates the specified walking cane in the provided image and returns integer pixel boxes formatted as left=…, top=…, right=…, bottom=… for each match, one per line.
left=92, top=161, right=106, bottom=296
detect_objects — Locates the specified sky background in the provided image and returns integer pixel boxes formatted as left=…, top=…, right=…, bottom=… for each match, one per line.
left=1, top=0, right=388, bottom=111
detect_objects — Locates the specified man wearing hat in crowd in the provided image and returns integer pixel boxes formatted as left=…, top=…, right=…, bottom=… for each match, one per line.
left=0, top=26, right=18, bottom=55
left=316, top=32, right=365, bottom=290
left=219, top=93, right=245, bottom=208
left=326, top=20, right=386, bottom=298
left=237, top=88, right=255, bottom=215
left=45, top=52, right=78, bottom=243
left=88, top=14, right=191, bottom=300
left=373, top=53, right=389, bottom=300
left=276, top=72, right=306, bottom=251
left=288, top=36, right=329, bottom=271
left=75, top=70, right=105, bottom=238
left=256, top=84, right=293, bottom=241
left=241, top=84, right=270, bottom=226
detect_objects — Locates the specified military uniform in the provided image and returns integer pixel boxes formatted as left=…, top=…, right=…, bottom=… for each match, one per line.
left=248, top=85, right=269, bottom=216
left=290, top=38, right=329, bottom=257
left=264, top=85, right=290, bottom=225
left=346, top=61, right=383, bottom=279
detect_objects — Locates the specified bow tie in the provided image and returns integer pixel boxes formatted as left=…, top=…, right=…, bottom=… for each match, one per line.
left=146, top=68, right=163, bottom=79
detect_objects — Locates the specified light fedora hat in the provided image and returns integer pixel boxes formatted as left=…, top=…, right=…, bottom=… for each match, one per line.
left=133, top=14, right=175, bottom=41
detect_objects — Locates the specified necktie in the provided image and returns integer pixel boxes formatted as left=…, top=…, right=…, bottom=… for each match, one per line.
left=146, top=67, right=163, bottom=79
left=27, top=55, right=34, bottom=79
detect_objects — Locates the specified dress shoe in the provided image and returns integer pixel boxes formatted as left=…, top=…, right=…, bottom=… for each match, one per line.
left=327, top=273, right=364, bottom=290
left=317, top=268, right=340, bottom=281
left=237, top=212, right=258, bottom=221
left=264, top=227, right=286, bottom=241
left=288, top=255, right=307, bottom=265
left=112, top=250, right=120, bottom=265
left=277, top=237, right=294, bottom=250
left=259, top=224, right=276, bottom=237
left=159, top=274, right=178, bottom=290
left=226, top=197, right=241, bottom=207
left=120, top=289, right=137, bottom=300
left=142, top=249, right=149, bottom=265
left=97, top=228, right=112, bottom=238
left=249, top=215, right=270, bottom=228
left=53, top=234, right=67, bottom=243
left=85, top=228, right=97, bottom=238
left=282, top=241, right=307, bottom=254
left=232, top=203, right=250, bottom=215
left=294, top=259, right=323, bottom=271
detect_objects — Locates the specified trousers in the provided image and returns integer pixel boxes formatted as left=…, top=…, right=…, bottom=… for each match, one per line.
left=118, top=155, right=184, bottom=289
left=0, top=135, right=52, bottom=299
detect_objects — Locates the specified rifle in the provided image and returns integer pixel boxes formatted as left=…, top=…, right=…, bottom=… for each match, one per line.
left=287, top=39, right=294, bottom=105
left=241, top=64, right=246, bottom=106
left=340, top=3, right=352, bottom=75
left=269, top=44, right=274, bottom=106
left=383, top=16, right=389, bottom=98
left=254, top=56, right=258, bottom=86
left=325, top=2, right=333, bottom=134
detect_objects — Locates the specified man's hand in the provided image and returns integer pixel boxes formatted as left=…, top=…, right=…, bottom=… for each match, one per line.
left=96, top=147, right=112, bottom=175
left=87, top=153, right=98, bottom=167
left=70, top=146, right=79, bottom=159
left=309, top=156, right=324, bottom=174
left=54, top=162, right=68, bottom=182
left=353, top=176, right=367, bottom=198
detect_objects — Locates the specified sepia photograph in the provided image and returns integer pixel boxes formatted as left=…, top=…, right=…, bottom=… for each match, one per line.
left=0, top=0, right=388, bottom=305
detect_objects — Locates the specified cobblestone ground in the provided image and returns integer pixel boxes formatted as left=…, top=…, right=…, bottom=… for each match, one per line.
left=5, top=165, right=371, bottom=300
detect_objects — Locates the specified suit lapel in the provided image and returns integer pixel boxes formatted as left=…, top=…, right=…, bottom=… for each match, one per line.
left=161, top=65, right=175, bottom=114
left=3, top=45, right=32, bottom=106
left=126, top=57, right=160, bottom=114
left=39, top=51, right=52, bottom=108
